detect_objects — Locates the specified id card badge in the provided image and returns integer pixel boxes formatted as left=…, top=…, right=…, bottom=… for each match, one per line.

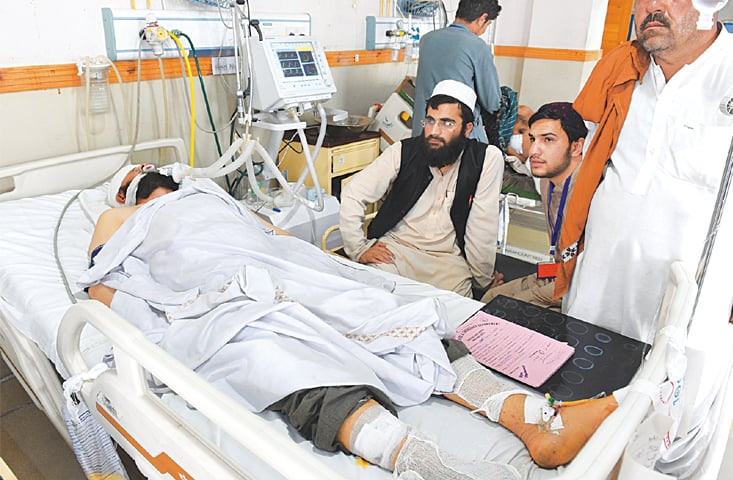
left=537, top=261, right=559, bottom=279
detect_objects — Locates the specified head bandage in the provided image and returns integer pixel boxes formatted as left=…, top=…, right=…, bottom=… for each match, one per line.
left=107, top=164, right=159, bottom=207
left=107, top=164, right=138, bottom=207
left=430, top=80, right=477, bottom=111
left=122, top=171, right=146, bottom=206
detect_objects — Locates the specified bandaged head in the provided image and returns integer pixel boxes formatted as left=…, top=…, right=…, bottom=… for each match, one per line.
left=509, top=133, right=524, bottom=155
left=107, top=163, right=156, bottom=207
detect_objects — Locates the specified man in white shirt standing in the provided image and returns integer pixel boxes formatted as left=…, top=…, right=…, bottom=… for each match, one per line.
left=557, top=0, right=733, bottom=476
left=340, top=80, right=504, bottom=298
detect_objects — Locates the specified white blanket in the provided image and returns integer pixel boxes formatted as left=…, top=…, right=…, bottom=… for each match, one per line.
left=78, top=179, right=458, bottom=412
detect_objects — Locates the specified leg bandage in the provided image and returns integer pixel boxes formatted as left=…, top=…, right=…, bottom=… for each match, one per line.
left=451, top=355, right=527, bottom=422
left=348, top=403, right=409, bottom=470
left=394, top=435, right=520, bottom=480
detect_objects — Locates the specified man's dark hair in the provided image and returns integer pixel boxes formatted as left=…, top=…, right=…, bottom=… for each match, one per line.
left=426, top=94, right=474, bottom=126
left=528, top=102, right=588, bottom=144
left=456, top=0, right=502, bottom=22
left=135, top=172, right=180, bottom=203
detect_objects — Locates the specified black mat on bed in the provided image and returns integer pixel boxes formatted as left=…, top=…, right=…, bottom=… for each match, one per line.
left=480, top=295, right=652, bottom=401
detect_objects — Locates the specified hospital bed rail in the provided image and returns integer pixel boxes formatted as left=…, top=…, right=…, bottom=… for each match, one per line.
left=0, top=137, right=703, bottom=479
left=0, top=137, right=188, bottom=446
left=56, top=263, right=697, bottom=480
left=57, top=300, right=347, bottom=480
left=557, top=262, right=697, bottom=479
left=0, top=137, right=186, bottom=201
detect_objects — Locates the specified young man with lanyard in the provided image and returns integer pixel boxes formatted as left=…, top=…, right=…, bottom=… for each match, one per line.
left=481, top=102, right=587, bottom=309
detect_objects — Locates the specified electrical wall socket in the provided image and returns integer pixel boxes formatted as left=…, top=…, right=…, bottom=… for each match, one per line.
left=212, top=56, right=238, bottom=75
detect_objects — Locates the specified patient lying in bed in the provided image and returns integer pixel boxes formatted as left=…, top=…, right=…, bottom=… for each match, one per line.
left=79, top=171, right=618, bottom=479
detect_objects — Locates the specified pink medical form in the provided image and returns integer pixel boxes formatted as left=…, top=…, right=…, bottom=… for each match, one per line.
left=453, top=311, right=575, bottom=388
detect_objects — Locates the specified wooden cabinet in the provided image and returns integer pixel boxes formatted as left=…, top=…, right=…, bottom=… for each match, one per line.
left=278, top=131, right=380, bottom=198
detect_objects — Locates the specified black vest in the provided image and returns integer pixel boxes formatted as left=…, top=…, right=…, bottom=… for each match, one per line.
left=367, top=136, right=487, bottom=255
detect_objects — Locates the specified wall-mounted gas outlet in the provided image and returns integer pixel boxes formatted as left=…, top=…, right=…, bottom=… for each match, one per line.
left=365, top=16, right=439, bottom=50
left=102, top=8, right=311, bottom=61
left=212, top=56, right=238, bottom=75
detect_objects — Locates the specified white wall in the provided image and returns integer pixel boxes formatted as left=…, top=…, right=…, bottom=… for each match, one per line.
left=0, top=0, right=609, bottom=167
left=0, top=0, right=386, bottom=66
left=0, top=0, right=412, bottom=166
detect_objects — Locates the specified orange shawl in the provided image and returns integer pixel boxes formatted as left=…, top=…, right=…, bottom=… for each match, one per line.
left=554, top=41, right=651, bottom=299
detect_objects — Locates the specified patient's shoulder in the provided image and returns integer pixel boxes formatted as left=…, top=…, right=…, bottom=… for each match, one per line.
left=98, top=206, right=138, bottom=229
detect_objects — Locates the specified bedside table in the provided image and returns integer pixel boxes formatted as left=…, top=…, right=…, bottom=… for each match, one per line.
left=278, top=130, right=380, bottom=199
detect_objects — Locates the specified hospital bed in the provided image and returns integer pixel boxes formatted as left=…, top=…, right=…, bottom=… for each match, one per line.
left=0, top=138, right=699, bottom=480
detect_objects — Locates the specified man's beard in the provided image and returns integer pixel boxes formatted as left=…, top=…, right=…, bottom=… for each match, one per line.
left=541, top=148, right=573, bottom=179
left=420, top=131, right=469, bottom=169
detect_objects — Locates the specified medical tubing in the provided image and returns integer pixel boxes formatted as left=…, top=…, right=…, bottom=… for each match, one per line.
left=241, top=4, right=255, bottom=135
left=692, top=133, right=733, bottom=319
left=248, top=141, right=323, bottom=211
left=168, top=31, right=196, bottom=167
left=178, top=32, right=224, bottom=157
left=289, top=103, right=326, bottom=210
left=216, top=0, right=233, bottom=29
left=128, top=36, right=145, bottom=157
left=294, top=127, right=325, bottom=211
left=99, top=55, right=130, bottom=144
left=157, top=56, right=170, bottom=139
left=84, top=62, right=93, bottom=150
left=231, top=5, right=247, bottom=130
left=187, top=137, right=246, bottom=179
left=211, top=139, right=253, bottom=178
left=54, top=191, right=83, bottom=305
left=311, top=103, right=328, bottom=165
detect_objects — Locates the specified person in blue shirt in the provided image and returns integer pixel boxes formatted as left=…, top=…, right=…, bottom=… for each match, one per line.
left=412, top=0, right=502, bottom=144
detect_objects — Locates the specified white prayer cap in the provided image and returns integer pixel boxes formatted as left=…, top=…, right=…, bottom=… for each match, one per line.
left=106, top=164, right=139, bottom=207
left=430, top=80, right=477, bottom=111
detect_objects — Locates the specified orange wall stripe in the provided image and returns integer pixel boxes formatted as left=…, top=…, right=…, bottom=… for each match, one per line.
left=0, top=57, right=213, bottom=94
left=0, top=46, right=598, bottom=95
left=494, top=45, right=602, bottom=62
left=325, top=49, right=404, bottom=66
left=96, top=402, right=196, bottom=480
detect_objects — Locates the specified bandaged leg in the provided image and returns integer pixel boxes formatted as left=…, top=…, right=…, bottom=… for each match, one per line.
left=445, top=355, right=618, bottom=468
left=446, top=355, right=528, bottom=421
left=393, top=434, right=520, bottom=480
left=341, top=400, right=409, bottom=470
left=338, top=400, right=520, bottom=479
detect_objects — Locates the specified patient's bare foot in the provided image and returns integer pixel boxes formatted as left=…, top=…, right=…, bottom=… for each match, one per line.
left=499, top=394, right=618, bottom=468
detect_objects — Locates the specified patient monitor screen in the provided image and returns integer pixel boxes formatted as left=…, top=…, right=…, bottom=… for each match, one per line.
left=250, top=37, right=336, bottom=111
left=276, top=45, right=319, bottom=78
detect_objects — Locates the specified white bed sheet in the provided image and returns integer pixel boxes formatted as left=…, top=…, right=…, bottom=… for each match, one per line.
left=0, top=187, right=559, bottom=480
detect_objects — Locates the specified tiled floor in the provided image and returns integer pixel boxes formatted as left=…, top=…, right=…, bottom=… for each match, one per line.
left=0, top=357, right=144, bottom=480
left=2, top=355, right=733, bottom=479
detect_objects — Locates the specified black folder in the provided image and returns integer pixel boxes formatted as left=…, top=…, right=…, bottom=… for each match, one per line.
left=480, top=295, right=651, bottom=401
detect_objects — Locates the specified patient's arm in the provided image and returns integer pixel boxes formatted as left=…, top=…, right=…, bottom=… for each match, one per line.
left=88, top=206, right=138, bottom=255
left=86, top=207, right=136, bottom=307
left=253, top=213, right=292, bottom=236
left=88, top=284, right=116, bottom=307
